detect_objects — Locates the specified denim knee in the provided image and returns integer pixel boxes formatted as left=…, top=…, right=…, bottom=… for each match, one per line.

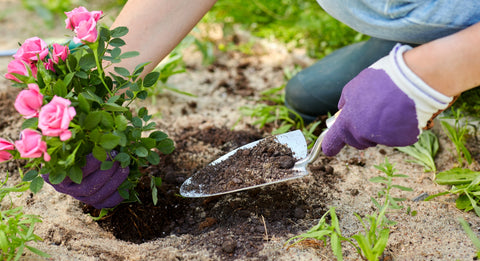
left=316, top=0, right=480, bottom=44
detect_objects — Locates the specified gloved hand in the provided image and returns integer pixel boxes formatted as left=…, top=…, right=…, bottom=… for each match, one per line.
left=43, top=151, right=129, bottom=209
left=322, top=44, right=454, bottom=156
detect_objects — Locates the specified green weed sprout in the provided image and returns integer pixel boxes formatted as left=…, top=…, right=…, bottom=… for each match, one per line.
left=0, top=175, right=49, bottom=260
left=459, top=218, right=480, bottom=258
left=440, top=108, right=472, bottom=167
left=395, top=130, right=439, bottom=172
left=285, top=158, right=412, bottom=260
left=427, top=168, right=480, bottom=217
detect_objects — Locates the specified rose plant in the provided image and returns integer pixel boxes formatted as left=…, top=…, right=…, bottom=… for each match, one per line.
left=1, top=6, right=174, bottom=209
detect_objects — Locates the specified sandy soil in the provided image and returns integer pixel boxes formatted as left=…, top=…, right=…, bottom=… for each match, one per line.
left=1, top=1, right=480, bottom=260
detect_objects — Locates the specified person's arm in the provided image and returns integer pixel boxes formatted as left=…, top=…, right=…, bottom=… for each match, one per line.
left=321, top=22, right=480, bottom=156
left=110, top=0, right=217, bottom=75
left=404, top=22, right=480, bottom=96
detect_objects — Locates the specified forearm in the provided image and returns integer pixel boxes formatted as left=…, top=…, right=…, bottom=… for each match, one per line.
left=404, top=22, right=480, bottom=97
left=110, top=0, right=217, bottom=75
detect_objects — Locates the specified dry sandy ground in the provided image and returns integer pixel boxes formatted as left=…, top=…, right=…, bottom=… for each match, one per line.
left=1, top=1, right=480, bottom=260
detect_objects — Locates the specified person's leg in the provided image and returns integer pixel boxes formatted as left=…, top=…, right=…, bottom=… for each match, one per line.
left=285, top=0, right=480, bottom=122
left=285, top=38, right=402, bottom=122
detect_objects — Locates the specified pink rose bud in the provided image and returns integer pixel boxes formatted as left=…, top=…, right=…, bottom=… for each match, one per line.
left=13, top=37, right=48, bottom=62
left=14, top=83, right=44, bottom=119
left=38, top=96, right=76, bottom=141
left=51, top=43, right=70, bottom=63
left=5, top=59, right=37, bottom=83
left=45, top=59, right=55, bottom=72
left=65, top=6, right=102, bottom=30
left=0, top=138, right=14, bottom=162
left=73, top=18, right=99, bottom=44
left=15, top=129, right=50, bottom=162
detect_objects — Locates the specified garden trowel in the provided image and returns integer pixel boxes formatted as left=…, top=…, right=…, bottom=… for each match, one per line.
left=179, top=112, right=338, bottom=198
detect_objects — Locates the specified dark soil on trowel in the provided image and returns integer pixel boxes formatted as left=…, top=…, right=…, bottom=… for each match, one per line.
left=85, top=126, right=340, bottom=260
left=181, top=135, right=298, bottom=196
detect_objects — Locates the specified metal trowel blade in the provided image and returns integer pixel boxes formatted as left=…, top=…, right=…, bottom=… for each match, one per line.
left=179, top=130, right=308, bottom=198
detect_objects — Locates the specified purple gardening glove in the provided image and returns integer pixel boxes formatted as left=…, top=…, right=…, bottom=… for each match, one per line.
left=43, top=151, right=129, bottom=209
left=322, top=44, right=454, bottom=156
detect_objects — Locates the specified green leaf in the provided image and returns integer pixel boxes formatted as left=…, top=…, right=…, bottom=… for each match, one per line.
left=109, top=38, right=126, bottom=47
left=135, top=146, right=149, bottom=157
left=392, top=185, right=413, bottom=191
left=99, top=26, right=111, bottom=41
left=137, top=90, right=148, bottom=100
left=111, top=47, right=121, bottom=58
left=63, top=72, right=76, bottom=86
left=157, top=139, right=175, bottom=154
left=435, top=168, right=480, bottom=185
left=53, top=79, right=67, bottom=97
left=369, top=176, right=388, bottom=183
left=101, top=161, right=114, bottom=170
left=79, top=53, right=96, bottom=70
left=111, top=26, right=129, bottom=37
left=114, top=67, right=130, bottom=77
left=21, top=117, right=38, bottom=130
left=30, top=176, right=44, bottom=193
left=82, top=90, right=104, bottom=105
left=93, top=145, right=107, bottom=161
left=77, top=93, right=90, bottom=113
left=119, top=51, right=139, bottom=59
left=147, top=150, right=160, bottom=165
left=132, top=117, right=143, bottom=128
left=103, top=103, right=127, bottom=112
left=100, top=111, right=114, bottom=129
left=114, top=152, right=130, bottom=162
left=69, top=166, right=83, bottom=184
left=115, top=115, right=128, bottom=131
left=48, top=170, right=67, bottom=185
left=84, top=111, right=103, bottom=130
left=23, top=170, right=38, bottom=181
left=143, top=71, right=160, bottom=87
left=330, top=232, right=343, bottom=261
left=99, top=134, right=121, bottom=150
left=456, top=194, right=471, bottom=211
left=141, top=137, right=157, bottom=149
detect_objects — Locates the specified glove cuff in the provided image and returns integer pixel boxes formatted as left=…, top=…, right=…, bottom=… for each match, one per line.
left=373, top=44, right=454, bottom=130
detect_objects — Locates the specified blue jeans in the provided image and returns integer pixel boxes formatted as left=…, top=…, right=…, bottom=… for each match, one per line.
left=317, top=0, right=480, bottom=44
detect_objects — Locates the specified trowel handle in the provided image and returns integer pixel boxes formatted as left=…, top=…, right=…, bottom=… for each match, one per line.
left=296, top=109, right=341, bottom=166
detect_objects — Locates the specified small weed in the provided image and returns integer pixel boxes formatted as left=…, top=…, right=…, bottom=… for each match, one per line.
left=285, top=158, right=412, bottom=260
left=458, top=218, right=480, bottom=258
left=0, top=174, right=49, bottom=260
left=440, top=109, right=473, bottom=167
left=427, top=168, right=480, bottom=217
left=395, top=130, right=439, bottom=172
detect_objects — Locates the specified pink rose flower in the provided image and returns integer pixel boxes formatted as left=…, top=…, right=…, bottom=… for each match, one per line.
left=51, top=43, right=70, bottom=63
left=65, top=6, right=102, bottom=30
left=13, top=37, right=48, bottom=62
left=5, top=59, right=37, bottom=83
left=38, top=96, right=76, bottom=141
left=0, top=138, right=14, bottom=162
left=14, top=83, right=44, bottom=119
left=73, top=18, right=99, bottom=44
left=15, top=129, right=50, bottom=162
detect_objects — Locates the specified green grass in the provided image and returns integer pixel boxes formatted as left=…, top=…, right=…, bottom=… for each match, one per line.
left=203, top=0, right=366, bottom=59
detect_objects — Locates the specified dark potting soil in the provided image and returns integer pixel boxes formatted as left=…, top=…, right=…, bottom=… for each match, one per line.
left=181, top=136, right=298, bottom=196
left=84, top=127, right=338, bottom=260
